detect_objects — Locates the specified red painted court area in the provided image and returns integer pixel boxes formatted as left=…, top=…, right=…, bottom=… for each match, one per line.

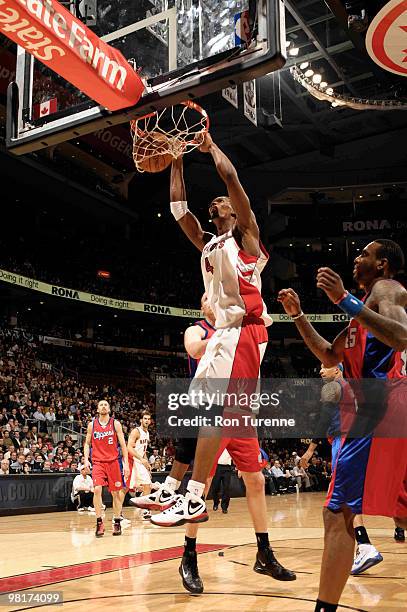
left=0, top=544, right=226, bottom=593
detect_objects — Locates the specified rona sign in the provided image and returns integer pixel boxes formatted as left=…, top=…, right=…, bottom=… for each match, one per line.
left=343, top=219, right=391, bottom=232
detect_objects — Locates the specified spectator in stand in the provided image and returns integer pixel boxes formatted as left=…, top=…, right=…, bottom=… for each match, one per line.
left=23, top=462, right=31, bottom=474
left=271, top=461, right=288, bottom=493
left=32, top=406, right=47, bottom=433
left=32, top=453, right=44, bottom=472
left=71, top=466, right=94, bottom=511
left=2, top=431, right=14, bottom=449
left=5, top=449, right=18, bottom=463
left=262, top=462, right=277, bottom=495
left=149, top=449, right=160, bottom=465
left=291, top=464, right=311, bottom=491
left=9, top=453, right=26, bottom=474
left=11, top=430, right=21, bottom=449
left=45, top=407, right=56, bottom=431
left=307, top=457, right=323, bottom=491
left=0, top=459, right=9, bottom=474
left=63, top=456, right=74, bottom=472
left=151, top=458, right=164, bottom=472
left=42, top=460, right=53, bottom=472
left=291, top=452, right=300, bottom=466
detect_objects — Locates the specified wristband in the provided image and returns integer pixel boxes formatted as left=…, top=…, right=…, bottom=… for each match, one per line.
left=336, top=291, right=364, bottom=317
left=291, top=311, right=304, bottom=321
left=170, top=200, right=189, bottom=221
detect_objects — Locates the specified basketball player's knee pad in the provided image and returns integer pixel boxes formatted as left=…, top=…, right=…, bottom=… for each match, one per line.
left=175, top=437, right=198, bottom=465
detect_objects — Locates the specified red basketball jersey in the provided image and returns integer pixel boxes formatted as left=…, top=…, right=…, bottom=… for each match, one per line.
left=91, top=416, right=119, bottom=462
left=343, top=282, right=407, bottom=381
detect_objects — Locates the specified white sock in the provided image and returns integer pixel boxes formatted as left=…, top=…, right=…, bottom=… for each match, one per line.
left=165, top=476, right=181, bottom=491
left=187, top=480, right=205, bottom=498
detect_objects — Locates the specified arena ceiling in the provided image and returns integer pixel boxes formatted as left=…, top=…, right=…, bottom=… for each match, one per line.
left=0, top=0, right=406, bottom=211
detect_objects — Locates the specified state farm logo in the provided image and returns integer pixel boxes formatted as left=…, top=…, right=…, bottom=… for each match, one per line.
left=366, top=0, right=407, bottom=76
left=0, top=0, right=128, bottom=88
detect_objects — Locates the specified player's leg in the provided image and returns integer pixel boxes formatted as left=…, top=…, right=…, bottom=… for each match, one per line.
left=160, top=324, right=267, bottom=526
left=179, top=477, right=213, bottom=594
left=211, top=464, right=222, bottom=511
left=111, top=491, right=123, bottom=535
left=351, top=514, right=383, bottom=575
left=241, top=470, right=296, bottom=581
left=220, top=467, right=232, bottom=513
left=316, top=506, right=355, bottom=610
left=91, top=463, right=106, bottom=537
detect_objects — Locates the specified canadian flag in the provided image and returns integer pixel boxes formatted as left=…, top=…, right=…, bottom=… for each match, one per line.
left=32, top=98, right=58, bottom=120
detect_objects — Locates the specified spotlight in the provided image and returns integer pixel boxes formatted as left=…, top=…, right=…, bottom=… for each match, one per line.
left=300, top=62, right=309, bottom=70
left=304, top=69, right=314, bottom=78
left=312, top=74, right=322, bottom=84
left=326, top=87, right=334, bottom=95
left=289, top=47, right=299, bottom=57
left=320, top=82, right=328, bottom=89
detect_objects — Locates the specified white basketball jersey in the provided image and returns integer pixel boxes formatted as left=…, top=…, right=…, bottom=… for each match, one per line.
left=201, top=229, right=272, bottom=329
left=134, top=426, right=149, bottom=458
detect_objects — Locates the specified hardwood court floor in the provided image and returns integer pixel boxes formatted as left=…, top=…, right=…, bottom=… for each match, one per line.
left=0, top=493, right=405, bottom=611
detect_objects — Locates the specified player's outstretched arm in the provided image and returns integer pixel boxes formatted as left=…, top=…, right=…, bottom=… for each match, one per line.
left=200, top=133, right=259, bottom=255
left=277, top=288, right=347, bottom=367
left=184, top=325, right=209, bottom=359
left=83, top=422, right=92, bottom=469
left=316, top=269, right=407, bottom=350
left=170, top=156, right=212, bottom=252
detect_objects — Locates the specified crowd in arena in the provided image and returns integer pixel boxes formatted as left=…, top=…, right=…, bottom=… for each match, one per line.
left=0, top=326, right=331, bottom=493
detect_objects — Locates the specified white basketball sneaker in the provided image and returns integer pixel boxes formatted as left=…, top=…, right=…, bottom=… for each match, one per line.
left=351, top=544, right=383, bottom=575
left=130, top=483, right=177, bottom=511
left=150, top=492, right=208, bottom=527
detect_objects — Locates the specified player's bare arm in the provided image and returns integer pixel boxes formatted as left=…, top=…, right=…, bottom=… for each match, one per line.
left=184, top=325, right=209, bottom=359
left=277, top=288, right=347, bottom=367
left=317, top=268, right=407, bottom=350
left=127, top=428, right=150, bottom=470
left=83, top=421, right=92, bottom=469
left=114, top=420, right=129, bottom=479
left=200, top=133, right=260, bottom=257
left=170, top=156, right=213, bottom=252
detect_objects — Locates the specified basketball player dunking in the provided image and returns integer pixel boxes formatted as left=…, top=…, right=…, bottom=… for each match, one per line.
left=161, top=132, right=271, bottom=528
left=133, top=293, right=295, bottom=592
left=278, top=239, right=407, bottom=612
left=84, top=400, right=129, bottom=537
left=127, top=412, right=153, bottom=519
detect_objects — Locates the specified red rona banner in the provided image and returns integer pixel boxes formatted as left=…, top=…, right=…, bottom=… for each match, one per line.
left=0, top=0, right=145, bottom=110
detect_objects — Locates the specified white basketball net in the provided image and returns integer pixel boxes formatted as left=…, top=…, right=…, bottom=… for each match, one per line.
left=130, top=101, right=209, bottom=172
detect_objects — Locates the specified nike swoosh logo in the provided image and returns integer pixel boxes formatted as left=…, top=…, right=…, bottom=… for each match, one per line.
left=182, top=566, right=189, bottom=579
left=188, top=502, right=203, bottom=515
left=258, top=560, right=266, bottom=567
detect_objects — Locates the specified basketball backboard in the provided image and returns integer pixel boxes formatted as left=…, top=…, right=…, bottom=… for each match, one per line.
left=6, top=0, right=286, bottom=154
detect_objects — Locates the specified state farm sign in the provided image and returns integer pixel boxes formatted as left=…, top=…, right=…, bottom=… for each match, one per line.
left=366, top=0, right=407, bottom=77
left=0, top=0, right=144, bottom=109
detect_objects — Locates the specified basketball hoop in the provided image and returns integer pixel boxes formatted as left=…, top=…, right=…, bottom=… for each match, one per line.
left=130, top=101, right=209, bottom=172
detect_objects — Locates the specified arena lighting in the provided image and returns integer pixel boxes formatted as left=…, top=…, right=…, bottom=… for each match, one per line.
left=290, top=66, right=407, bottom=111
left=97, top=270, right=111, bottom=279
left=312, top=74, right=322, bottom=84
left=320, top=82, right=328, bottom=89
left=300, top=62, right=309, bottom=69
left=289, top=47, right=299, bottom=56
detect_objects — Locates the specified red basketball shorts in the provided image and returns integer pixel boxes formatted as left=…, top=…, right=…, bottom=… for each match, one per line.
left=92, top=459, right=125, bottom=492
